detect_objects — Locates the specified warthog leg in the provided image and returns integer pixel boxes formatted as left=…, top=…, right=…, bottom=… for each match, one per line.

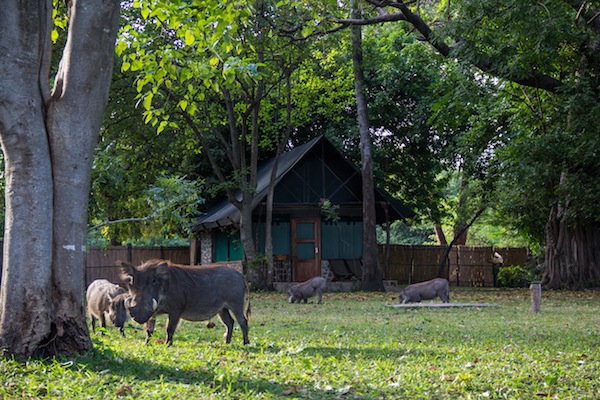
left=230, top=307, right=250, bottom=345
left=165, top=313, right=182, bottom=346
left=218, top=309, right=235, bottom=344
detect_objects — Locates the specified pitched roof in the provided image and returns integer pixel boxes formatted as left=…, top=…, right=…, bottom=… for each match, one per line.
left=192, top=136, right=415, bottom=231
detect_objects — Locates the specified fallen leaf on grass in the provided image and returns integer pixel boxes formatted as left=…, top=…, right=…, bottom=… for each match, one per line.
left=115, top=385, right=133, bottom=396
left=440, top=372, right=454, bottom=382
left=337, top=385, right=352, bottom=395
left=282, top=386, right=299, bottom=395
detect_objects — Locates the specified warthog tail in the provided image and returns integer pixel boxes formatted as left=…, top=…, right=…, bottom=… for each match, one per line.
left=245, top=300, right=252, bottom=322
left=244, top=281, right=251, bottom=322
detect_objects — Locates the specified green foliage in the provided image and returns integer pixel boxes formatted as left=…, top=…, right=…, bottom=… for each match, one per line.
left=497, top=262, right=544, bottom=287
left=377, top=221, right=437, bottom=245
left=497, top=264, right=532, bottom=288
left=319, top=199, right=340, bottom=224
left=2, top=291, right=600, bottom=398
left=430, top=0, right=600, bottom=249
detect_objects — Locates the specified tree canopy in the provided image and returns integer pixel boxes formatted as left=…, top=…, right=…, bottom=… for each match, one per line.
left=101, top=0, right=599, bottom=288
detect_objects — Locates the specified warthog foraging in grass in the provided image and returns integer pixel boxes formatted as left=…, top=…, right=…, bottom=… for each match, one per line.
left=119, top=259, right=250, bottom=346
left=288, top=276, right=326, bottom=304
left=86, top=279, right=129, bottom=336
left=400, top=278, right=450, bottom=304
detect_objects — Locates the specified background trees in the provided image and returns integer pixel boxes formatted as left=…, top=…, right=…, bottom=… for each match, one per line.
left=427, top=0, right=600, bottom=288
left=96, top=0, right=599, bottom=290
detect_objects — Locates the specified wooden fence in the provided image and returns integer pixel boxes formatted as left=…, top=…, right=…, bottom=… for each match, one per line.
left=379, top=245, right=530, bottom=287
left=85, top=245, right=190, bottom=286
left=84, top=244, right=529, bottom=287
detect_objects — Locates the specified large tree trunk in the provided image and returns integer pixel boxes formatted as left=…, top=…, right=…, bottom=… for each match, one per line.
left=542, top=202, right=600, bottom=289
left=47, top=0, right=120, bottom=355
left=351, top=5, right=384, bottom=291
left=0, top=0, right=120, bottom=359
left=0, top=2, right=55, bottom=357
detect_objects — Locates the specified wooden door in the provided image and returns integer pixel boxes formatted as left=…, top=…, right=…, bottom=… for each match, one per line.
left=292, top=218, right=321, bottom=282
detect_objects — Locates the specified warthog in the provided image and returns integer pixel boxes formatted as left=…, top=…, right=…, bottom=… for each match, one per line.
left=86, top=279, right=129, bottom=336
left=288, top=276, right=326, bottom=304
left=119, top=259, right=250, bottom=346
left=400, top=278, right=450, bottom=304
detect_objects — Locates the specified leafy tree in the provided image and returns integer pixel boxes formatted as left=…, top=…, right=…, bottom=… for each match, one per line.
left=350, top=1, right=384, bottom=290
left=315, top=0, right=600, bottom=288
left=90, top=60, right=208, bottom=245
left=118, top=0, right=315, bottom=288
left=0, top=0, right=120, bottom=358
left=429, top=0, right=600, bottom=288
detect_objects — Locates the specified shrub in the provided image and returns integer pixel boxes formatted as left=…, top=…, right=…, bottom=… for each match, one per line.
left=497, top=264, right=531, bottom=287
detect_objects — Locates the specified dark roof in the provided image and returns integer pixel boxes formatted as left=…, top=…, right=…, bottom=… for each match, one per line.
left=192, top=136, right=415, bottom=231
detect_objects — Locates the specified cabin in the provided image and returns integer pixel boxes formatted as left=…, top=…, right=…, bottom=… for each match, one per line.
left=191, top=136, right=414, bottom=284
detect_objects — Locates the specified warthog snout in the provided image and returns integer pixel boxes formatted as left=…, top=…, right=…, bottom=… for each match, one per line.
left=125, top=297, right=157, bottom=324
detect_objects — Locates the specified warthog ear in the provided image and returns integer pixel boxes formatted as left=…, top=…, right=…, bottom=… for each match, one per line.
left=155, top=262, right=170, bottom=283
left=117, top=260, right=135, bottom=286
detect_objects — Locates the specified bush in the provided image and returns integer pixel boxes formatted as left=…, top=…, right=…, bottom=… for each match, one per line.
left=497, top=264, right=531, bottom=287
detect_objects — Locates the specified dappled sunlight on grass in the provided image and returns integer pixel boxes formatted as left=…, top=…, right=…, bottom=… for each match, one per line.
left=1, top=288, right=600, bottom=398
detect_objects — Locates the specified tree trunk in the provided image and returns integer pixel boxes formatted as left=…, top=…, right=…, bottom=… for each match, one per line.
left=453, top=176, right=469, bottom=245
left=0, top=2, right=55, bottom=357
left=542, top=202, right=600, bottom=289
left=265, top=68, right=295, bottom=290
left=351, top=5, right=384, bottom=291
left=438, top=207, right=486, bottom=279
left=434, top=223, right=447, bottom=245
left=0, top=0, right=120, bottom=359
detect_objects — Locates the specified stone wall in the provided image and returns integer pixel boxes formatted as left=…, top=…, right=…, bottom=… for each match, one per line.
left=199, top=231, right=212, bottom=265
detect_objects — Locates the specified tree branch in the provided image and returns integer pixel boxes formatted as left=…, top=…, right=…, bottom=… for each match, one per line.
left=358, top=0, right=563, bottom=93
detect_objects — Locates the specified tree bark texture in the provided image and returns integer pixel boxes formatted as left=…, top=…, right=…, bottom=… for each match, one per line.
left=0, top=1, right=55, bottom=358
left=351, top=10, right=384, bottom=291
left=434, top=223, right=447, bottom=245
left=542, top=202, right=600, bottom=289
left=0, top=0, right=120, bottom=359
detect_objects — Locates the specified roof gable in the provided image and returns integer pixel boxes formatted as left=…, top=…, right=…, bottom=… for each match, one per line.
left=193, top=136, right=415, bottom=231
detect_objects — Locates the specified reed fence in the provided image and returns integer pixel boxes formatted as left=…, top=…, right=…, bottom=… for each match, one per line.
left=85, top=245, right=190, bottom=286
left=83, top=244, right=529, bottom=287
left=380, top=245, right=529, bottom=286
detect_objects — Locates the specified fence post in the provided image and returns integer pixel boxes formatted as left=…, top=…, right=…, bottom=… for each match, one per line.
left=530, top=283, right=541, bottom=313
left=409, top=246, right=414, bottom=284
left=127, top=243, right=132, bottom=262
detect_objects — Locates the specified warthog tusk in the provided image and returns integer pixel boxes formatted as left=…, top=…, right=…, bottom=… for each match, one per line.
left=152, top=298, right=158, bottom=311
left=124, top=297, right=131, bottom=309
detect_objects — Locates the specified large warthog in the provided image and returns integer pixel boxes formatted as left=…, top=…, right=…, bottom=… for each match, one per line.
left=400, top=278, right=450, bottom=304
left=86, top=279, right=129, bottom=336
left=288, top=276, right=326, bottom=304
left=118, top=259, right=250, bottom=346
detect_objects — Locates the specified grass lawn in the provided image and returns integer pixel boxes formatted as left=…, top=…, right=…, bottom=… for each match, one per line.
left=1, top=288, right=599, bottom=399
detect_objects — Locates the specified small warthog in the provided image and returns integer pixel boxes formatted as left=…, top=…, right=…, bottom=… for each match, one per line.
left=400, top=278, right=450, bottom=304
left=86, top=279, right=129, bottom=336
left=288, top=276, right=326, bottom=304
left=119, top=259, right=250, bottom=346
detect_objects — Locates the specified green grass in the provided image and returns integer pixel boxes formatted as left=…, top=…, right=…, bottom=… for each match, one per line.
left=2, top=289, right=600, bottom=399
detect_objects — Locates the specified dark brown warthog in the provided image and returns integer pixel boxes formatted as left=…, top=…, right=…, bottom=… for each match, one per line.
left=288, top=276, right=326, bottom=304
left=400, top=278, right=450, bottom=304
left=86, top=279, right=129, bottom=336
left=119, top=259, right=250, bottom=346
